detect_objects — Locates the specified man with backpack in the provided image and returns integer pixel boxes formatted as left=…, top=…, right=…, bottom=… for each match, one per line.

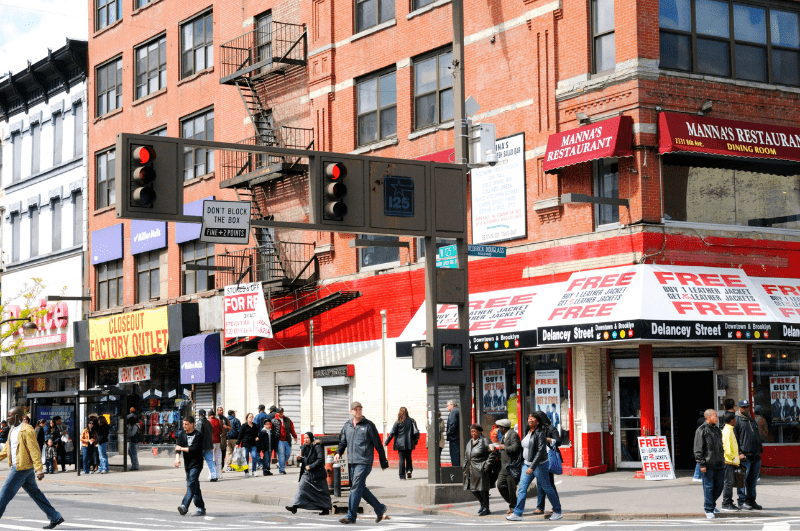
left=226, top=410, right=241, bottom=470
left=126, top=408, right=142, bottom=470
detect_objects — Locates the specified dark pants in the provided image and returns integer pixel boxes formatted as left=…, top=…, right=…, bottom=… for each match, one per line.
left=181, top=466, right=205, bottom=510
left=496, top=468, right=519, bottom=509
left=536, top=471, right=558, bottom=511
left=723, top=464, right=736, bottom=507
left=347, top=464, right=385, bottom=522
left=448, top=440, right=460, bottom=466
left=702, top=466, right=725, bottom=513
left=737, top=455, right=760, bottom=506
left=0, top=467, right=62, bottom=522
left=56, top=444, right=66, bottom=471
left=471, top=490, right=489, bottom=510
left=398, top=450, right=413, bottom=478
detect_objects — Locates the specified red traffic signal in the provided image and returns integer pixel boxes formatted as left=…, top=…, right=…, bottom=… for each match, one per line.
left=131, top=144, right=157, bottom=207
left=325, top=162, right=347, bottom=180
left=133, top=146, right=156, bottom=164
left=323, top=161, right=348, bottom=220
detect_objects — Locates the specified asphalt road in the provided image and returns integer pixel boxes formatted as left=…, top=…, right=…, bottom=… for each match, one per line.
left=0, top=482, right=798, bottom=531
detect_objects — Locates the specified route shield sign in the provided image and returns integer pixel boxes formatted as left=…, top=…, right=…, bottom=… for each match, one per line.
left=384, top=175, right=414, bottom=217
left=200, top=200, right=251, bottom=244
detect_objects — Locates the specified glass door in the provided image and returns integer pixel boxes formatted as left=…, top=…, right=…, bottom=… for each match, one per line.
left=615, top=370, right=642, bottom=467
left=714, top=370, right=746, bottom=415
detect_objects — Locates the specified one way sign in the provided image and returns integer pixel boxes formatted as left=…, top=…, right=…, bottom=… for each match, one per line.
left=200, top=200, right=251, bottom=244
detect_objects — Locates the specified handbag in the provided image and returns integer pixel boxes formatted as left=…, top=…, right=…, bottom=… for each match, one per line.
left=231, top=446, right=249, bottom=472
left=547, top=446, right=563, bottom=475
left=61, top=435, right=74, bottom=454
left=733, top=464, right=747, bottom=489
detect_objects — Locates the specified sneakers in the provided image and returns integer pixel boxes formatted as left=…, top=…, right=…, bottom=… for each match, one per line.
left=210, top=477, right=218, bottom=482
left=280, top=470, right=287, bottom=475
left=99, top=470, right=108, bottom=474
left=713, top=508, right=720, bottom=514
left=740, top=503, right=754, bottom=511
left=692, top=478, right=703, bottom=483
left=42, top=517, right=65, bottom=529
left=705, top=512, right=716, bottom=519
left=549, top=513, right=563, bottom=521
left=192, top=508, right=206, bottom=517
left=721, top=505, right=740, bottom=512
left=177, top=505, right=188, bottom=516
left=506, top=513, right=522, bottom=521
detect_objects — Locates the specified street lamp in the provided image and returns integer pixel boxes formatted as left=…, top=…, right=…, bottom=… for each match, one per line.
left=0, top=317, right=39, bottom=336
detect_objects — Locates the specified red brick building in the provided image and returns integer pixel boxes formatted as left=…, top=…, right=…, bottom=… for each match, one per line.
left=81, top=0, right=800, bottom=474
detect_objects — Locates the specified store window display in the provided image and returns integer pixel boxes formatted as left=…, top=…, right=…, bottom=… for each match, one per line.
left=477, top=358, right=517, bottom=434
left=753, top=347, right=800, bottom=444
left=525, top=351, right=570, bottom=446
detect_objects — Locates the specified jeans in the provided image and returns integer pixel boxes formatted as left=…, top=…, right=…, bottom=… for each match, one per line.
left=128, top=441, right=139, bottom=469
left=497, top=468, right=519, bottom=509
left=513, top=462, right=560, bottom=516
left=98, top=442, right=108, bottom=472
left=737, top=455, right=760, bottom=506
left=82, top=447, right=92, bottom=474
left=723, top=464, right=736, bottom=507
left=448, top=440, right=460, bottom=466
left=536, top=471, right=558, bottom=511
left=347, top=464, right=385, bottom=522
left=0, top=466, right=62, bottom=522
left=181, top=466, right=205, bottom=510
left=213, top=443, right=222, bottom=474
left=702, top=466, right=725, bottom=513
left=278, top=441, right=291, bottom=472
left=242, top=446, right=257, bottom=475
left=693, top=462, right=701, bottom=480
left=203, top=449, right=218, bottom=479
left=398, top=449, right=413, bottom=478
left=45, top=459, right=54, bottom=474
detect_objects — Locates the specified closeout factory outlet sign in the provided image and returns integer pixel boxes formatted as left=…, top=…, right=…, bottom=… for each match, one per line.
left=89, top=307, right=169, bottom=361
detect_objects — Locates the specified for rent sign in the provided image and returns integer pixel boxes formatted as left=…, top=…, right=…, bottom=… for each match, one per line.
left=224, top=282, right=273, bottom=339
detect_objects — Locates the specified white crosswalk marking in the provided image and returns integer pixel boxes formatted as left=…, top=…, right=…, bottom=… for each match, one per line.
left=0, top=523, right=38, bottom=530
left=762, top=523, right=791, bottom=531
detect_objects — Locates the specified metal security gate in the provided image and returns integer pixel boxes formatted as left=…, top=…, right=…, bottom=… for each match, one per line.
left=323, top=385, right=350, bottom=434
left=194, top=384, right=215, bottom=415
left=438, top=386, right=460, bottom=466
left=278, top=385, right=301, bottom=424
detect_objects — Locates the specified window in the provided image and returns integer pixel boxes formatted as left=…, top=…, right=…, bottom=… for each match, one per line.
left=660, top=0, right=800, bottom=85
left=135, top=35, right=167, bottom=99
left=524, top=351, right=571, bottom=447
left=358, top=234, right=400, bottom=270
left=135, top=0, right=152, bottom=8
left=753, top=347, right=800, bottom=443
left=595, top=158, right=619, bottom=226
left=53, top=112, right=63, bottom=166
left=181, top=12, right=213, bottom=78
left=95, top=0, right=122, bottom=31
left=73, top=103, right=83, bottom=157
left=96, top=58, right=122, bottom=117
left=97, top=259, right=123, bottom=310
left=477, top=358, right=517, bottom=434
left=11, top=132, right=21, bottom=182
left=10, top=212, right=20, bottom=262
left=412, top=0, right=436, bottom=11
left=147, top=126, right=168, bottom=136
left=31, top=123, right=41, bottom=175
left=29, top=207, right=39, bottom=258
left=96, top=149, right=116, bottom=209
left=137, top=250, right=160, bottom=302
left=73, top=191, right=83, bottom=245
left=357, top=70, right=397, bottom=145
left=52, top=199, right=62, bottom=252
left=414, top=50, right=453, bottom=130
left=356, top=0, right=393, bottom=33
left=182, top=240, right=215, bottom=294
left=181, top=109, right=214, bottom=180
left=592, top=0, right=615, bottom=73
left=256, top=12, right=273, bottom=70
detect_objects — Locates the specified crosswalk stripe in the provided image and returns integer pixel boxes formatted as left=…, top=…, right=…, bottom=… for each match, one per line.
left=762, top=523, right=791, bottom=531
left=0, top=523, right=38, bottom=530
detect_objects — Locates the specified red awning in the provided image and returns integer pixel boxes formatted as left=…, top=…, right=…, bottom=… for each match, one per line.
left=542, top=116, right=633, bottom=173
left=659, top=112, right=800, bottom=162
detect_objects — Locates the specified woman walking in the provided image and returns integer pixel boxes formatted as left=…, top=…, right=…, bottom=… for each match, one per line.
left=534, top=417, right=561, bottom=516
left=506, top=411, right=562, bottom=522
left=237, top=413, right=259, bottom=478
left=80, top=419, right=98, bottom=475
left=286, top=433, right=332, bottom=515
left=384, top=407, right=419, bottom=479
left=96, top=416, right=110, bottom=474
left=463, top=423, right=495, bottom=516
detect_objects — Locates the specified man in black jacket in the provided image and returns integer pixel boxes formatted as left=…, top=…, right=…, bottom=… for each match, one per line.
left=734, top=399, right=763, bottom=510
left=494, top=419, right=521, bottom=513
left=175, top=415, right=206, bottom=517
left=196, top=410, right=218, bottom=481
left=694, top=408, right=724, bottom=518
left=334, top=402, right=389, bottom=524
left=446, top=400, right=460, bottom=466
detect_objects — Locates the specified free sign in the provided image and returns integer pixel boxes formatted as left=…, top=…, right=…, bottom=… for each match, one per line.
left=200, top=200, right=251, bottom=244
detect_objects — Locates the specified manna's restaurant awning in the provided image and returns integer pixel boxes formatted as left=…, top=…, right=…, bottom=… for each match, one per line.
left=542, top=116, right=634, bottom=173
left=658, top=112, right=800, bottom=163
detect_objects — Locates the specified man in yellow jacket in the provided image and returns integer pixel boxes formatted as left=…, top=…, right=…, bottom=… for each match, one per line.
left=721, top=411, right=741, bottom=512
left=0, top=407, right=64, bottom=529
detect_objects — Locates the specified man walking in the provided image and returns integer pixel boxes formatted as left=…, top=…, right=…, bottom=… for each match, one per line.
left=196, top=410, right=218, bottom=481
left=175, top=415, right=206, bottom=516
left=0, top=407, right=64, bottom=529
left=494, top=419, right=522, bottom=514
left=225, top=410, right=240, bottom=470
left=694, top=408, right=724, bottom=519
left=720, top=411, right=740, bottom=512
left=273, top=408, right=296, bottom=475
left=446, top=400, right=460, bottom=466
left=253, top=405, right=268, bottom=471
left=334, top=402, right=390, bottom=524
left=734, top=399, right=763, bottom=510
left=126, top=408, right=141, bottom=470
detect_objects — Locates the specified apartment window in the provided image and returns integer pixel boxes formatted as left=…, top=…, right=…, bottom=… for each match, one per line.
left=31, top=123, right=41, bottom=175
left=73, top=103, right=83, bottom=157
left=412, top=0, right=436, bottom=11
left=97, top=259, right=123, bottom=310
left=182, top=240, right=215, bottom=294
left=10, top=212, right=20, bottom=262
left=135, top=35, right=167, bottom=99
left=53, top=112, right=63, bottom=165
left=52, top=199, right=62, bottom=252
left=135, top=0, right=152, bottom=8
left=414, top=50, right=453, bottom=130
left=357, top=70, right=397, bottom=146
left=96, top=58, right=122, bottom=117
left=592, top=0, right=615, bottom=73
left=181, top=12, right=213, bottom=78
left=356, top=0, right=393, bottom=33
left=256, top=12, right=273, bottom=69
left=96, top=149, right=116, bottom=209
left=595, top=158, right=619, bottom=226
left=29, top=207, right=39, bottom=258
left=660, top=0, right=800, bottom=84
left=359, top=234, right=400, bottom=270
left=137, top=250, right=160, bottom=302
left=181, top=109, right=214, bottom=180
left=147, top=126, right=168, bottom=136
left=95, top=0, right=122, bottom=31
left=11, top=132, right=21, bottom=182
left=73, top=191, right=83, bottom=245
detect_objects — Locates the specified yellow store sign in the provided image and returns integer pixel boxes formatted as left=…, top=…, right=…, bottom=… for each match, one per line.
left=89, top=307, right=169, bottom=361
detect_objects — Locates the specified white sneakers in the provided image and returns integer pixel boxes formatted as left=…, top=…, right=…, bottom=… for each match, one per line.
left=705, top=512, right=715, bottom=519
left=549, top=513, right=563, bottom=521
left=692, top=478, right=703, bottom=483
left=505, top=514, right=521, bottom=521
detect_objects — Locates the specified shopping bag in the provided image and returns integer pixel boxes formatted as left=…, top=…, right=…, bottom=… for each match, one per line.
left=231, top=446, right=249, bottom=472
left=548, top=447, right=563, bottom=475
left=734, top=464, right=747, bottom=489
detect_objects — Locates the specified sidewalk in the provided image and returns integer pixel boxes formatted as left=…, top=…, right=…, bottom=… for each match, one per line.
left=11, top=457, right=800, bottom=521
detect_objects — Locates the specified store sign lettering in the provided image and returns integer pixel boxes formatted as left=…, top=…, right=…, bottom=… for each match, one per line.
left=119, top=364, right=151, bottom=384
left=89, top=307, right=169, bottom=361
left=5, top=299, right=70, bottom=347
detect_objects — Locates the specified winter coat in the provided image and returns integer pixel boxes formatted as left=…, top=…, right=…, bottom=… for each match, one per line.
left=462, top=435, right=495, bottom=491
left=218, top=417, right=228, bottom=447
left=734, top=411, right=763, bottom=456
left=198, top=417, right=214, bottom=451
left=237, top=422, right=259, bottom=448
left=722, top=423, right=740, bottom=466
left=338, top=416, right=389, bottom=467
left=228, top=415, right=241, bottom=439
left=257, top=426, right=272, bottom=454
left=500, top=428, right=523, bottom=479
left=384, top=418, right=419, bottom=451
left=446, top=407, right=460, bottom=442
left=523, top=426, right=549, bottom=470
left=694, top=422, right=724, bottom=468
left=209, top=416, right=221, bottom=444
left=300, top=440, right=326, bottom=480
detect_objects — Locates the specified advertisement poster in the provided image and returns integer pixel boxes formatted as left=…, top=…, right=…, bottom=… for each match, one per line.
left=482, top=369, right=507, bottom=414
left=637, top=436, right=675, bottom=480
left=770, top=376, right=800, bottom=423
left=470, top=133, right=526, bottom=244
left=89, top=307, right=169, bottom=361
left=224, top=282, right=274, bottom=340
left=534, top=370, right=561, bottom=433
left=35, top=405, right=75, bottom=464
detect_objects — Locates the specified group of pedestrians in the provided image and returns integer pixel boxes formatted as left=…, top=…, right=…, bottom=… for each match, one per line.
left=693, top=399, right=764, bottom=518
left=227, top=405, right=297, bottom=478
left=79, top=415, right=110, bottom=475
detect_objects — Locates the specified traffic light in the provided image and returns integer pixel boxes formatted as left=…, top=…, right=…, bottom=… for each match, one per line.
left=323, top=162, right=348, bottom=220
left=131, top=146, right=157, bottom=206
left=116, top=134, right=182, bottom=222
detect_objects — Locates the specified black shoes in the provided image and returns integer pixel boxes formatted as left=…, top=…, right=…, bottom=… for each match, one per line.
left=477, top=507, right=491, bottom=516
left=376, top=511, right=390, bottom=523
left=177, top=505, right=188, bottom=515
left=42, top=517, right=64, bottom=529
left=340, top=518, right=356, bottom=524
left=721, top=505, right=740, bottom=512
left=751, top=502, right=763, bottom=510
left=280, top=471, right=287, bottom=475
left=286, top=506, right=298, bottom=514
left=319, top=510, right=330, bottom=516
left=264, top=470, right=273, bottom=476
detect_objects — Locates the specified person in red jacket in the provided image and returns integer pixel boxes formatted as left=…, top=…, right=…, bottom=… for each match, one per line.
left=273, top=408, right=297, bottom=474
left=208, top=414, right=222, bottom=478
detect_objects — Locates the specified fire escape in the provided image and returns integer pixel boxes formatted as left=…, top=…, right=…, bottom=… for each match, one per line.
left=218, top=21, right=360, bottom=355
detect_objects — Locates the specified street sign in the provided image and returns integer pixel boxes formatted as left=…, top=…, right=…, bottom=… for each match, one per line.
left=436, top=245, right=458, bottom=268
left=468, top=244, right=506, bottom=258
left=200, top=200, right=251, bottom=244
left=384, top=175, right=414, bottom=217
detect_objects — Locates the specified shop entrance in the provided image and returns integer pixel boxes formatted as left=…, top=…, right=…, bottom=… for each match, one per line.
left=658, top=371, right=714, bottom=470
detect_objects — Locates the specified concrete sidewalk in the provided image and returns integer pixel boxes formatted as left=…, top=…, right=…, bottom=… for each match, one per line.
left=10, top=457, right=800, bottom=521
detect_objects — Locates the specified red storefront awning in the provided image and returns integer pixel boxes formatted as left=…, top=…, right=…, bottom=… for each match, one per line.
left=659, top=112, right=800, bottom=162
left=542, top=115, right=633, bottom=173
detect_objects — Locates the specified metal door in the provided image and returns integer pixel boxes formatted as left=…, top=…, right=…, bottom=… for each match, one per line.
left=278, top=385, right=301, bottom=424
left=322, top=385, right=350, bottom=434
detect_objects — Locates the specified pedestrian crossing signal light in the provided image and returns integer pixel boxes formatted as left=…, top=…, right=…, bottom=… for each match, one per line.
left=131, top=145, right=157, bottom=207
left=323, top=162, right=348, bottom=220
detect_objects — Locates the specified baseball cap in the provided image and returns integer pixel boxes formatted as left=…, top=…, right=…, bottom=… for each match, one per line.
left=496, top=419, right=511, bottom=428
left=351, top=401, right=363, bottom=410
left=738, top=399, right=750, bottom=407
